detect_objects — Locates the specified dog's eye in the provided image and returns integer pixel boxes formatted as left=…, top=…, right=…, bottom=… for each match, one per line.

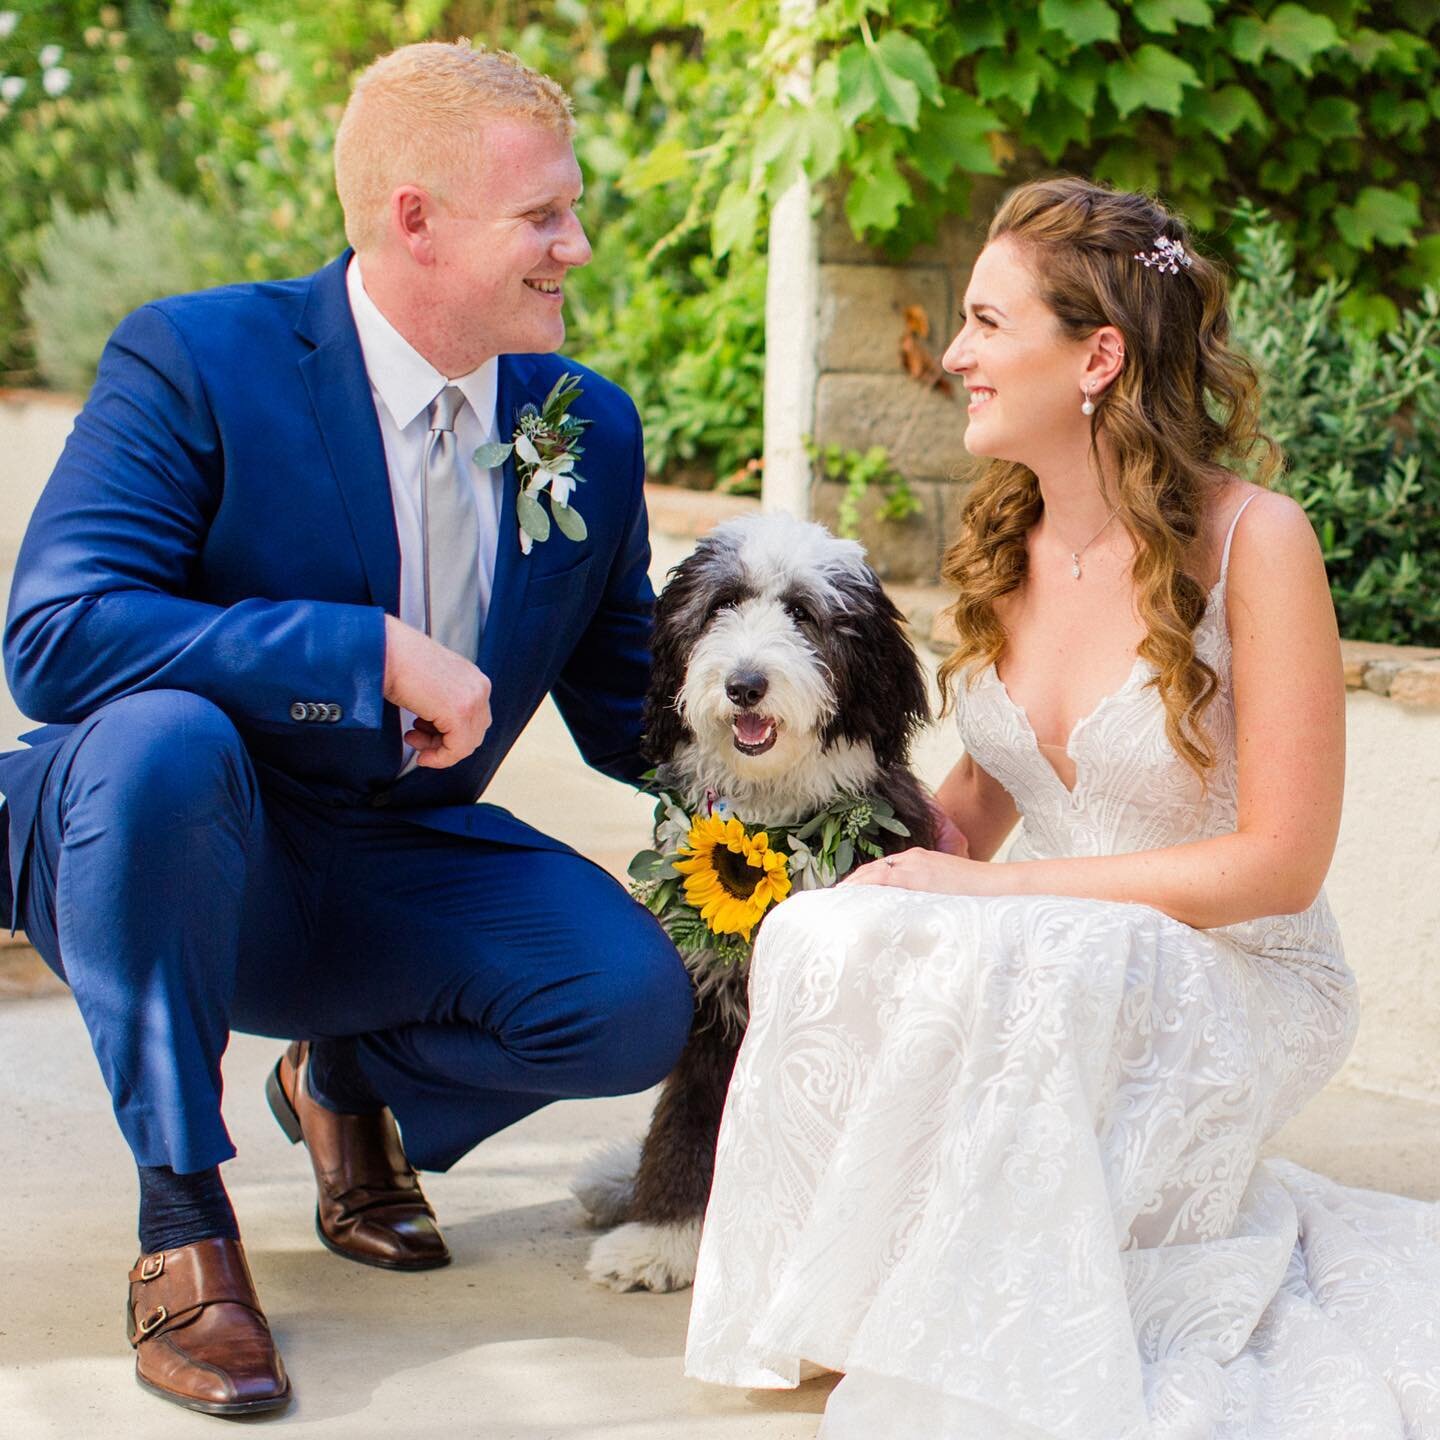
left=707, top=596, right=739, bottom=619
left=785, top=600, right=814, bottom=626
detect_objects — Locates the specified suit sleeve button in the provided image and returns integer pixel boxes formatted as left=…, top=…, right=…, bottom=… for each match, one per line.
left=326, top=704, right=343, bottom=723
left=289, top=701, right=307, bottom=722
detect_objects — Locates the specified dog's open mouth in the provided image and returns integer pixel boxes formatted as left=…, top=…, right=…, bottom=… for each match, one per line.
left=731, top=712, right=779, bottom=756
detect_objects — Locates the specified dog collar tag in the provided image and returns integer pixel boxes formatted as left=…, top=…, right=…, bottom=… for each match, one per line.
left=704, top=788, right=736, bottom=822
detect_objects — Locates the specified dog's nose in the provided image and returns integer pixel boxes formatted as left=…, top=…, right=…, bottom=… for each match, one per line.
left=725, top=671, right=769, bottom=709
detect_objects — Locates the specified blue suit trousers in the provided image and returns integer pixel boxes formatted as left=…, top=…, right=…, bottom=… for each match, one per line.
left=18, top=690, right=692, bottom=1174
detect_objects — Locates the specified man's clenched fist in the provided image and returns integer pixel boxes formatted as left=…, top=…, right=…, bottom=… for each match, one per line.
left=382, top=614, right=493, bottom=768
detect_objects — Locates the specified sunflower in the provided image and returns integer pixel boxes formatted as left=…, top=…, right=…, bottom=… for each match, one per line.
left=673, top=814, right=792, bottom=942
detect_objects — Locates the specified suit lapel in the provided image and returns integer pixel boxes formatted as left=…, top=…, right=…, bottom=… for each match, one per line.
left=478, top=353, right=540, bottom=682
left=292, top=272, right=555, bottom=682
left=295, top=252, right=401, bottom=616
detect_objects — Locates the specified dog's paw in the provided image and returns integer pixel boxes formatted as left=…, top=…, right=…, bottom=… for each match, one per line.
left=585, top=1219, right=702, bottom=1293
left=571, top=1138, right=642, bottom=1228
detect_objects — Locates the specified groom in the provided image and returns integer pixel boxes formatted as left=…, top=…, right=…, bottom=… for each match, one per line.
left=0, top=42, right=691, bottom=1416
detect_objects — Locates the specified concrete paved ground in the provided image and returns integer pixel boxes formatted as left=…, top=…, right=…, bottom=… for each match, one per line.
left=3, top=540, right=1440, bottom=1439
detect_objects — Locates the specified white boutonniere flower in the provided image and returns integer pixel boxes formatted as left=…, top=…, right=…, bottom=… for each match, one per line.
left=474, top=371, right=591, bottom=555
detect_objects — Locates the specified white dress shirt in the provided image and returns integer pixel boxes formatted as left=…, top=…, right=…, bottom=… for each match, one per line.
left=345, top=255, right=503, bottom=773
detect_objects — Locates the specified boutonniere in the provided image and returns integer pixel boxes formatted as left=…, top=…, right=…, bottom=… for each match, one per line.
left=474, top=371, right=592, bottom=554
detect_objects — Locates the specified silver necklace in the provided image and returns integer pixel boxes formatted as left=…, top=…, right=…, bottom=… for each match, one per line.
left=1062, top=509, right=1118, bottom=580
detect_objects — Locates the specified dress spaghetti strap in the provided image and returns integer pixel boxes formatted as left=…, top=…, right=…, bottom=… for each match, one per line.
left=1219, top=492, right=1260, bottom=582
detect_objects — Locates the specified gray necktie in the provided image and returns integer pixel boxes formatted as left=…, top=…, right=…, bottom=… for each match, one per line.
left=422, top=385, right=481, bottom=663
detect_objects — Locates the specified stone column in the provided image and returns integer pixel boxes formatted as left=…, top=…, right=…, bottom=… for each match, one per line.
left=762, top=180, right=819, bottom=522
left=760, top=0, right=819, bottom=523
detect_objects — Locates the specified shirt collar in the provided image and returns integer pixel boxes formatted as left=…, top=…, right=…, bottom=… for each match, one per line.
left=345, top=255, right=498, bottom=440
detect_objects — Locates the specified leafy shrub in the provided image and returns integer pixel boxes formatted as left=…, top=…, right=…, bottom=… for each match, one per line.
left=0, top=0, right=198, bottom=379
left=1230, top=207, right=1440, bottom=645
left=573, top=249, right=766, bottom=479
left=512, top=8, right=766, bottom=479
left=0, top=0, right=380, bottom=380
left=1, top=0, right=765, bottom=484
left=23, top=165, right=243, bottom=392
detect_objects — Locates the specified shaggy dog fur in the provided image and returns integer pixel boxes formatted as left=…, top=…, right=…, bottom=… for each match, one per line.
left=575, top=513, right=936, bottom=1292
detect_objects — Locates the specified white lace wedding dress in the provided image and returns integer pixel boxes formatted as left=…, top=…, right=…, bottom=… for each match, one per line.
left=684, top=501, right=1440, bottom=1438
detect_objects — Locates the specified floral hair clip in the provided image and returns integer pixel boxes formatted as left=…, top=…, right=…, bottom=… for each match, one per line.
left=1134, top=236, right=1192, bottom=274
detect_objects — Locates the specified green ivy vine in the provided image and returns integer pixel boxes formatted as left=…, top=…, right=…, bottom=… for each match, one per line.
left=665, top=0, right=1440, bottom=330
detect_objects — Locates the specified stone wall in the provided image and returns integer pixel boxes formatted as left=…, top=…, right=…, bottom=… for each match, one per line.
left=807, top=182, right=1007, bottom=582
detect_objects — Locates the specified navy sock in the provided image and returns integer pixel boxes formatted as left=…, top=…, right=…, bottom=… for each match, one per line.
left=137, top=1164, right=239, bottom=1254
left=307, top=1036, right=384, bottom=1114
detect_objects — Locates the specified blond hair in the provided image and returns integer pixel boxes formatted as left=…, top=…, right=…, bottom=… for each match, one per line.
left=938, top=177, right=1282, bottom=779
left=333, top=41, right=575, bottom=252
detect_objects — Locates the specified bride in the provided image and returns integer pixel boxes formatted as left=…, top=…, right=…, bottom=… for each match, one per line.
left=683, top=177, right=1440, bottom=1438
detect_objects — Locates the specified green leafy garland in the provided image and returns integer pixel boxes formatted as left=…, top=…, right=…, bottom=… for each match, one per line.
left=627, top=771, right=911, bottom=971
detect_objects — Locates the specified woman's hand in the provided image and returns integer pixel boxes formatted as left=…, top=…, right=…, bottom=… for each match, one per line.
left=842, top=847, right=1006, bottom=895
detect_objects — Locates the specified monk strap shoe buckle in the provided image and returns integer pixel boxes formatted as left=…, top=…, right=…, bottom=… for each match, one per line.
left=137, top=1304, right=168, bottom=1337
left=139, top=1253, right=165, bottom=1281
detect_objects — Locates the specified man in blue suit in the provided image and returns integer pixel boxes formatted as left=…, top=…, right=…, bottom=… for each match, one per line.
left=0, top=42, right=691, bottom=1416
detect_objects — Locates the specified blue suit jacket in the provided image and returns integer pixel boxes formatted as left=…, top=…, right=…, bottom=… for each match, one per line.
left=0, top=252, right=655, bottom=931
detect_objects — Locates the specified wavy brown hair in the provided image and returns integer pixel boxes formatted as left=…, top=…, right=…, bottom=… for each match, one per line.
left=937, top=177, right=1282, bottom=777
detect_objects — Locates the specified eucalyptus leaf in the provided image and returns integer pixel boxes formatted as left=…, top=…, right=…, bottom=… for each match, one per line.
left=628, top=849, right=666, bottom=880
left=551, top=500, right=588, bottom=542
left=834, top=838, right=855, bottom=875
left=875, top=815, right=911, bottom=835
left=516, top=490, right=551, bottom=543
left=474, top=441, right=514, bottom=468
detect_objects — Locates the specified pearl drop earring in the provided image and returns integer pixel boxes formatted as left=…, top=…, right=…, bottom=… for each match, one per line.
left=1081, top=385, right=1095, bottom=417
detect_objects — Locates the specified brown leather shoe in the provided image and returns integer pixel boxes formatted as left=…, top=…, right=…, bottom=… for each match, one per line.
left=127, top=1238, right=290, bottom=1416
left=266, top=1040, right=450, bottom=1271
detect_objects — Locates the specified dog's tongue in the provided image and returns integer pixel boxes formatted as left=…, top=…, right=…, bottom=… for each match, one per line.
left=735, top=713, right=772, bottom=744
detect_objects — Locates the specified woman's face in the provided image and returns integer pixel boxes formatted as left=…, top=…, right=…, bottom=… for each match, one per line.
left=942, top=236, right=1091, bottom=466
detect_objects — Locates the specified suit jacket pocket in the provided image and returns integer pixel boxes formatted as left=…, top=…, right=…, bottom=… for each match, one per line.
left=526, top=552, right=594, bottom=611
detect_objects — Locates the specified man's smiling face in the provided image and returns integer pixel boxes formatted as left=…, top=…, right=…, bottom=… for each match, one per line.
left=429, top=116, right=592, bottom=359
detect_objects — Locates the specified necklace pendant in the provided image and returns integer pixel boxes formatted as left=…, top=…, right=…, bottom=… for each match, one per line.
left=1071, top=553, right=1082, bottom=580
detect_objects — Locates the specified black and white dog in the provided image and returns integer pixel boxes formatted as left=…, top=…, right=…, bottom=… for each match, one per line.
left=575, top=512, right=936, bottom=1292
